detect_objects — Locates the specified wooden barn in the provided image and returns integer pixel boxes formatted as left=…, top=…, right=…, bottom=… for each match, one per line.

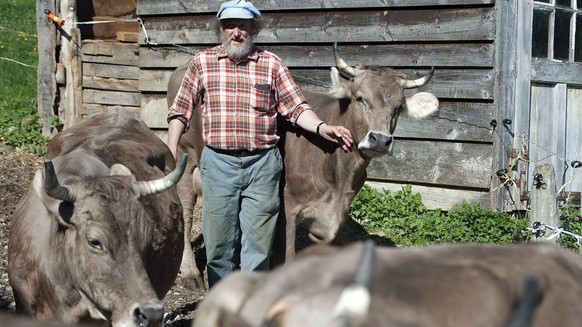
left=37, top=0, right=582, bottom=213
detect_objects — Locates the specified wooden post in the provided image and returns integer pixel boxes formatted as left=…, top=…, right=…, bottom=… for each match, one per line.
left=60, top=0, right=79, bottom=128
left=37, top=0, right=58, bottom=136
left=529, top=164, right=561, bottom=246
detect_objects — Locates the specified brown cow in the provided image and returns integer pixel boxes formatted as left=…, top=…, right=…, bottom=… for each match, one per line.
left=167, top=44, right=439, bottom=288
left=8, top=111, right=187, bottom=327
left=193, top=241, right=581, bottom=327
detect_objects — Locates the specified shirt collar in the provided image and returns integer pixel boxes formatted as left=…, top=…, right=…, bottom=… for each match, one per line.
left=217, top=45, right=260, bottom=63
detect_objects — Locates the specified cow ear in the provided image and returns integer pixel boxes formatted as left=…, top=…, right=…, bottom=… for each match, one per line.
left=33, top=169, right=74, bottom=227
left=32, top=168, right=45, bottom=197
left=328, top=67, right=351, bottom=99
left=404, top=92, right=439, bottom=119
left=110, top=163, right=135, bottom=177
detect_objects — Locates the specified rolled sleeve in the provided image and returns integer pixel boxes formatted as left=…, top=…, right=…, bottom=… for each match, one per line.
left=167, top=59, right=199, bottom=132
left=275, top=63, right=311, bottom=125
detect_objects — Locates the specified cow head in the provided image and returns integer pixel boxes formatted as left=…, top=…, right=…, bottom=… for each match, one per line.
left=328, top=43, right=438, bottom=158
left=33, top=155, right=187, bottom=327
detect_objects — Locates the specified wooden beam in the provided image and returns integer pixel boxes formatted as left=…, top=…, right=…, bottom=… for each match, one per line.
left=531, top=59, right=582, bottom=85
left=138, top=43, right=495, bottom=69
left=138, top=67, right=495, bottom=100
left=139, top=7, right=496, bottom=45
left=366, top=181, right=492, bottom=211
left=367, top=140, right=493, bottom=189
left=83, top=89, right=140, bottom=106
left=137, top=0, right=495, bottom=16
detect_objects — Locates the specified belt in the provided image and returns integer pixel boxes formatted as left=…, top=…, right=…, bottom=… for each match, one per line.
left=207, top=146, right=265, bottom=157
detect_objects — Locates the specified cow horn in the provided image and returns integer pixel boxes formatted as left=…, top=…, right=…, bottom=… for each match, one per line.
left=506, top=275, right=542, bottom=327
left=333, top=42, right=356, bottom=78
left=331, top=240, right=375, bottom=327
left=401, top=67, right=435, bottom=89
left=44, top=160, right=76, bottom=202
left=134, top=154, right=188, bottom=196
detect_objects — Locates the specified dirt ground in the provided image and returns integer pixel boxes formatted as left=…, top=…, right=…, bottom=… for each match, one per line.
left=0, top=143, right=203, bottom=326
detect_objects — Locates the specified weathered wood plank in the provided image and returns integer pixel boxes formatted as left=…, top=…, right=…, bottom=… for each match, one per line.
left=138, top=67, right=494, bottom=100
left=83, top=89, right=140, bottom=106
left=142, top=93, right=493, bottom=142
left=83, top=76, right=139, bottom=92
left=565, top=87, right=582, bottom=193
left=366, top=181, right=492, bottom=210
left=495, top=0, right=521, bottom=211
left=89, top=16, right=140, bottom=39
left=527, top=84, right=567, bottom=193
left=82, top=40, right=139, bottom=65
left=138, top=43, right=495, bottom=69
left=530, top=164, right=560, bottom=245
left=83, top=62, right=139, bottom=80
left=80, top=0, right=136, bottom=17
left=37, top=0, right=57, bottom=136
left=141, top=94, right=168, bottom=128
left=81, top=103, right=141, bottom=120
left=367, top=140, right=493, bottom=189
left=396, top=101, right=493, bottom=142
left=139, top=7, right=495, bottom=45
left=137, top=0, right=495, bottom=16
left=531, top=58, right=582, bottom=85
left=139, top=69, right=172, bottom=93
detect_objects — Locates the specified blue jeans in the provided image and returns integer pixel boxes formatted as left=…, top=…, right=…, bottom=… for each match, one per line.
left=200, top=146, right=282, bottom=287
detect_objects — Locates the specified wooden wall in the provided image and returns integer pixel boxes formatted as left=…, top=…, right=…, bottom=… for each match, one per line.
left=132, top=0, right=497, bottom=210
left=80, top=40, right=140, bottom=119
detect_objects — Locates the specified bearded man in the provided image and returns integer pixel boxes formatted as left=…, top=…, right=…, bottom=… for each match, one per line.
left=167, top=0, right=353, bottom=288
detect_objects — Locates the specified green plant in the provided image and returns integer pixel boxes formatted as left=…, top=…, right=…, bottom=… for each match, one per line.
left=350, top=184, right=527, bottom=246
left=557, top=202, right=581, bottom=252
left=0, top=0, right=47, bottom=155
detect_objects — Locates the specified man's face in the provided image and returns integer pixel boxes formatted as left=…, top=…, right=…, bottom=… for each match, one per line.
left=220, top=18, right=255, bottom=61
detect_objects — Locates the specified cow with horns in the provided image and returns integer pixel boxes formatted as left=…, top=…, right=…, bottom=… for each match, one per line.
left=194, top=241, right=582, bottom=327
left=167, top=43, right=439, bottom=288
left=8, top=111, right=187, bottom=327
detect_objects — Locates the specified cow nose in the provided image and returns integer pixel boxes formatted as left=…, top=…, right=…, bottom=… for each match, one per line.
left=357, top=131, right=393, bottom=155
left=367, top=132, right=393, bottom=148
left=368, top=132, right=392, bottom=147
left=133, top=303, right=164, bottom=327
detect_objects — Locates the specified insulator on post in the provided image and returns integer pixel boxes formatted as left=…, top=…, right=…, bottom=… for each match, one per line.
left=44, top=9, right=65, bottom=26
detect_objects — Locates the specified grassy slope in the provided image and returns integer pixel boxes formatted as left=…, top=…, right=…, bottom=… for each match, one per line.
left=0, top=0, right=45, bottom=154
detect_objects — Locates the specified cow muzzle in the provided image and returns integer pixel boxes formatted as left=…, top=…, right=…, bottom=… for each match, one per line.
left=357, top=131, right=394, bottom=157
left=114, top=301, right=164, bottom=327
left=132, top=303, right=164, bottom=327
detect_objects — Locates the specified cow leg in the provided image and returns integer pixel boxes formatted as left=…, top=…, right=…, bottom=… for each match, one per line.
left=285, top=217, right=297, bottom=262
left=272, top=205, right=298, bottom=266
left=271, top=207, right=291, bottom=267
left=178, top=167, right=205, bottom=290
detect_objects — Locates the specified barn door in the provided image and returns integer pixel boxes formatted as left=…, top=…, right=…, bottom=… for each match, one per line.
left=526, top=1, right=582, bottom=203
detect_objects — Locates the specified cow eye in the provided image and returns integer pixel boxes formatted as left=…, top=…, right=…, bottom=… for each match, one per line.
left=355, top=96, right=364, bottom=103
left=88, top=238, right=103, bottom=251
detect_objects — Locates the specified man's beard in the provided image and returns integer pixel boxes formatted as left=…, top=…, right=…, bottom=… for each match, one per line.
left=222, top=34, right=255, bottom=62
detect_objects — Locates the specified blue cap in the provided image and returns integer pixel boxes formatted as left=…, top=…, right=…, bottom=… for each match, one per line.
left=217, top=0, right=261, bottom=20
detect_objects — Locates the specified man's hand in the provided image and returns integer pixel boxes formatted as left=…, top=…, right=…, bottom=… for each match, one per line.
left=318, top=123, right=353, bottom=152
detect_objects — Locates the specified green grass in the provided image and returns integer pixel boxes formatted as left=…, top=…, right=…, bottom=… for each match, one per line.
left=0, top=0, right=48, bottom=155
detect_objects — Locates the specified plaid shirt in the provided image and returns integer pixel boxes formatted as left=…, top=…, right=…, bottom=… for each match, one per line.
left=168, top=45, right=310, bottom=151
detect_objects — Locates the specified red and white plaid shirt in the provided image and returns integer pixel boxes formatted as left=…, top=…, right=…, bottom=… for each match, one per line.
left=168, top=45, right=310, bottom=151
